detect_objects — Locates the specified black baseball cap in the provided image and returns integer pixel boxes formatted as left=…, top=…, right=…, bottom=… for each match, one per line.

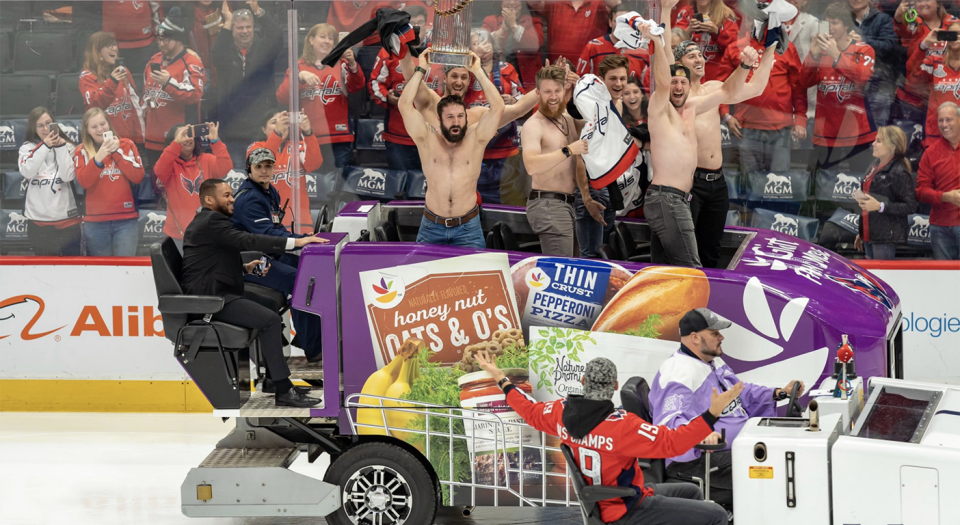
left=679, top=308, right=732, bottom=337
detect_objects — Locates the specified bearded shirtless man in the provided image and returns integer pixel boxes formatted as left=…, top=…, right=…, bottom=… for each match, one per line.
left=675, top=36, right=776, bottom=268
left=520, top=65, right=589, bottom=256
left=399, top=51, right=505, bottom=248
left=641, top=0, right=760, bottom=268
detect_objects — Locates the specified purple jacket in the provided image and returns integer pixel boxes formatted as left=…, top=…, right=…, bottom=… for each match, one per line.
left=649, top=346, right=776, bottom=464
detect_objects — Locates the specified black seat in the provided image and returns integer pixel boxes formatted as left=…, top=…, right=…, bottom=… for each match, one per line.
left=240, top=251, right=290, bottom=314
left=596, top=244, right=618, bottom=261
left=620, top=376, right=667, bottom=485
left=14, top=30, right=76, bottom=72
left=561, top=444, right=636, bottom=525
left=373, top=220, right=400, bottom=242
left=0, top=73, right=52, bottom=116
left=617, top=223, right=651, bottom=262
left=55, top=72, right=84, bottom=116
left=150, top=237, right=254, bottom=409
left=0, top=30, right=12, bottom=73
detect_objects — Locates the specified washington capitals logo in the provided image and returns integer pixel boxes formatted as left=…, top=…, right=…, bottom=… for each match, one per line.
left=304, top=76, right=342, bottom=104
left=827, top=271, right=893, bottom=309
left=180, top=172, right=203, bottom=195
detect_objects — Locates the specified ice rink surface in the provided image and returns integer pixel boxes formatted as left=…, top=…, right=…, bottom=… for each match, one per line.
left=0, top=413, right=581, bottom=525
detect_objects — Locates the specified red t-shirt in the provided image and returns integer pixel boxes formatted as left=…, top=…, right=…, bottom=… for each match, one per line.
left=278, top=59, right=366, bottom=145
left=532, top=1, right=609, bottom=65
left=74, top=138, right=145, bottom=222
left=916, top=137, right=960, bottom=227
left=799, top=41, right=877, bottom=147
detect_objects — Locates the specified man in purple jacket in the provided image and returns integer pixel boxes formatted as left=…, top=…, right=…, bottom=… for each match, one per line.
left=649, top=308, right=805, bottom=513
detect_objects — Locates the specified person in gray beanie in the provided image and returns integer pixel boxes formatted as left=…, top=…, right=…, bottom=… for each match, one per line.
left=475, top=350, right=738, bottom=525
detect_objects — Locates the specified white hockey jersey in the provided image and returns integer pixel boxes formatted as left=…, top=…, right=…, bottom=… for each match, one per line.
left=573, top=75, right=639, bottom=190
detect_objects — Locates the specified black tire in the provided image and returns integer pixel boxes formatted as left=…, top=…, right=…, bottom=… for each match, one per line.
left=323, top=442, right=438, bottom=525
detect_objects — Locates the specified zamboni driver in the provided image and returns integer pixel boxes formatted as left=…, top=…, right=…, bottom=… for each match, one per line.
left=475, top=351, right=737, bottom=525
left=649, top=308, right=805, bottom=516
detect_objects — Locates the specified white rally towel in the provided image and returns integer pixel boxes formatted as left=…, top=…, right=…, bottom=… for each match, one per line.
left=574, top=74, right=639, bottom=190
left=613, top=11, right=664, bottom=51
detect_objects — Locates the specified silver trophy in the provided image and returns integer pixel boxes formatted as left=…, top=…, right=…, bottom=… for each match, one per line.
left=430, top=0, right=474, bottom=67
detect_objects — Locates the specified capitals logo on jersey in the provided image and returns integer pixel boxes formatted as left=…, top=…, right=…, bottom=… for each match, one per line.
left=304, top=76, right=343, bottom=105
left=932, top=78, right=960, bottom=100
left=818, top=75, right=859, bottom=102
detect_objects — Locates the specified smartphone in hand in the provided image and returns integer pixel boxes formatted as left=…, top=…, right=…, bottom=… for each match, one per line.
left=103, top=131, right=115, bottom=141
left=938, top=30, right=959, bottom=42
left=150, top=63, right=161, bottom=73
left=194, top=123, right=210, bottom=137
left=253, top=255, right=269, bottom=276
left=693, top=13, right=704, bottom=22
left=852, top=188, right=866, bottom=201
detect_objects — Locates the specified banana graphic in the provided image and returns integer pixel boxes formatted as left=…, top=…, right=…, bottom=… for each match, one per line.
left=357, top=339, right=421, bottom=435
left=383, top=346, right=421, bottom=442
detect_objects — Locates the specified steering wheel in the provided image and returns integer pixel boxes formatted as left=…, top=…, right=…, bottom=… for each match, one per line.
left=785, top=382, right=803, bottom=418
left=313, top=204, right=329, bottom=234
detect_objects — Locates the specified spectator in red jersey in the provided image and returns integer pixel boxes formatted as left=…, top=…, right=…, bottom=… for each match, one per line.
left=853, top=126, right=917, bottom=259
left=154, top=122, right=232, bottom=251
left=246, top=110, right=322, bottom=232
left=74, top=107, right=145, bottom=257
left=577, top=5, right=652, bottom=81
left=800, top=3, right=877, bottom=173
left=527, top=0, right=621, bottom=66
left=101, top=0, right=160, bottom=81
left=18, top=107, right=82, bottom=256
left=143, top=8, right=205, bottom=169
left=893, top=0, right=959, bottom=124
left=467, top=28, right=526, bottom=204
left=214, top=1, right=283, bottom=169
left=369, top=7, right=442, bottom=170
left=474, top=350, right=733, bottom=525
left=483, top=0, right=545, bottom=91
left=622, top=77, right=646, bottom=126
left=277, top=23, right=366, bottom=172
left=717, top=35, right=808, bottom=173
left=79, top=32, right=146, bottom=146
left=188, top=1, right=223, bottom=121
left=916, top=102, right=960, bottom=259
left=674, top=0, right=739, bottom=82
left=912, top=20, right=960, bottom=147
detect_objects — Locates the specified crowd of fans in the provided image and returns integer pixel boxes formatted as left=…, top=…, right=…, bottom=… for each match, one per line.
left=3, top=0, right=960, bottom=260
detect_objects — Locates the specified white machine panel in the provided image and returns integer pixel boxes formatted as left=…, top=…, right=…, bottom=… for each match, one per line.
left=806, top=376, right=863, bottom=432
left=732, top=413, right=842, bottom=525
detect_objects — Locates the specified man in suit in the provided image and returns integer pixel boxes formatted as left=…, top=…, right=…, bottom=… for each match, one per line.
left=180, top=177, right=327, bottom=407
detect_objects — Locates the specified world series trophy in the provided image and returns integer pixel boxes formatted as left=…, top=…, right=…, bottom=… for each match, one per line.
left=430, top=0, right=474, bottom=67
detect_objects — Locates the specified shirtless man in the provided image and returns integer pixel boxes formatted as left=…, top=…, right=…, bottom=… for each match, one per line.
left=675, top=36, right=776, bottom=268
left=641, top=0, right=761, bottom=268
left=399, top=51, right=505, bottom=248
left=521, top=65, right=589, bottom=256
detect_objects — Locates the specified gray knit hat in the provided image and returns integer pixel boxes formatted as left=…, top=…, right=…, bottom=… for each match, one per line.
left=583, top=358, right=618, bottom=401
left=674, top=40, right=702, bottom=63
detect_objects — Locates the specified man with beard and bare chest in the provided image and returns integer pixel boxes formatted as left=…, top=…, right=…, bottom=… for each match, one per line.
left=399, top=51, right=505, bottom=248
left=521, top=65, right=589, bottom=256
left=675, top=35, right=777, bottom=268
left=641, top=0, right=761, bottom=268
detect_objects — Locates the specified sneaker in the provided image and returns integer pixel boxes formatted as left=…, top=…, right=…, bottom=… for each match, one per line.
left=275, top=388, right=322, bottom=408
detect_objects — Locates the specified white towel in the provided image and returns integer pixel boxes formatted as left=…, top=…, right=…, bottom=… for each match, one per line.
left=613, top=12, right=663, bottom=51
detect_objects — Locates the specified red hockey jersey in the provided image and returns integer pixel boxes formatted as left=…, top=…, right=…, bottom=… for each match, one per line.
left=74, top=138, right=145, bottom=222
left=674, top=7, right=740, bottom=82
left=464, top=62, right=525, bottom=159
left=369, top=48, right=443, bottom=146
left=246, top=132, right=323, bottom=230
left=895, top=15, right=960, bottom=107
left=102, top=0, right=159, bottom=49
left=576, top=34, right=651, bottom=81
left=154, top=140, right=232, bottom=239
left=142, top=49, right=205, bottom=151
left=80, top=70, right=146, bottom=144
left=800, top=41, right=877, bottom=147
left=715, top=38, right=808, bottom=131
left=914, top=48, right=960, bottom=146
left=505, top=387, right=713, bottom=523
left=277, top=59, right=366, bottom=145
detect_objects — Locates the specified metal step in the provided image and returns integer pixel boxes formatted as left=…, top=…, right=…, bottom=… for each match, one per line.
left=199, top=447, right=298, bottom=469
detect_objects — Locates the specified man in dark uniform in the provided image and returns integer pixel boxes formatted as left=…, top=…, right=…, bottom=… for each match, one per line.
left=180, top=177, right=326, bottom=407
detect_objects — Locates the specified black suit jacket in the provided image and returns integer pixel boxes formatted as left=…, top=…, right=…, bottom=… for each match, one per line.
left=181, top=208, right=289, bottom=302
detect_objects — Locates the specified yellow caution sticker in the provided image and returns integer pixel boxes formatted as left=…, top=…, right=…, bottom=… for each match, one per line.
left=749, top=466, right=774, bottom=479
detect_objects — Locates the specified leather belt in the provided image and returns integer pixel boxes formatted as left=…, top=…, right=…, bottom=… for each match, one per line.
left=528, top=190, right=576, bottom=204
left=423, top=206, right=481, bottom=227
left=694, top=167, right=724, bottom=182
left=648, top=184, right=693, bottom=202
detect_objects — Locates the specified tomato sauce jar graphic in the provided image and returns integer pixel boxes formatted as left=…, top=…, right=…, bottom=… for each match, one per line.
left=458, top=369, right=541, bottom=488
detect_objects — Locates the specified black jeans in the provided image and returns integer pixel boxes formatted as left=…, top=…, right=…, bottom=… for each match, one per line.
left=617, top=482, right=727, bottom=525
left=212, top=297, right=291, bottom=383
left=666, top=451, right=733, bottom=511
left=27, top=220, right=81, bottom=256
left=690, top=173, right=729, bottom=269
